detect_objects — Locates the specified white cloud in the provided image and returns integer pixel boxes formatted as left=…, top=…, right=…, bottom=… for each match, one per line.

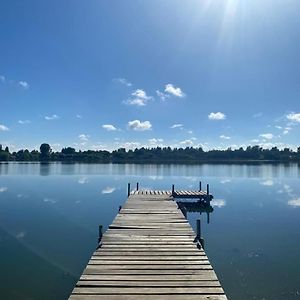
left=18, top=81, right=29, bottom=89
left=259, top=133, right=274, bottom=140
left=253, top=112, right=263, bottom=118
left=170, top=124, right=183, bottom=129
left=220, top=135, right=231, bottom=140
left=156, top=90, right=170, bottom=101
left=45, top=114, right=59, bottom=120
left=287, top=113, right=300, bottom=123
left=128, top=120, right=152, bottom=131
left=165, top=84, right=185, bottom=97
left=0, top=124, right=9, bottom=131
left=102, top=124, right=117, bottom=131
left=260, top=179, right=274, bottom=186
left=275, top=126, right=282, bottom=129
left=208, top=112, right=226, bottom=120
left=0, top=75, right=5, bottom=83
left=180, top=139, right=194, bottom=146
left=18, top=120, right=31, bottom=124
left=250, top=139, right=260, bottom=143
left=148, top=138, right=164, bottom=146
left=76, top=114, right=82, bottom=119
left=114, top=78, right=132, bottom=87
left=124, top=89, right=153, bottom=106
left=102, top=187, right=116, bottom=194
left=211, top=199, right=226, bottom=208
left=0, top=187, right=8, bottom=192
left=79, top=134, right=89, bottom=141
left=288, top=198, right=300, bottom=207
left=123, top=141, right=141, bottom=149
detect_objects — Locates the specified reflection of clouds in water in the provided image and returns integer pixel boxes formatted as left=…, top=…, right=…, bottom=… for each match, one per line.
left=43, top=198, right=57, bottom=204
left=220, top=179, right=231, bottom=184
left=0, top=187, right=8, bottom=192
left=260, top=179, right=274, bottom=186
left=78, top=177, right=89, bottom=184
left=288, top=198, right=300, bottom=207
left=277, top=184, right=300, bottom=207
left=284, top=184, right=294, bottom=197
left=102, top=187, right=116, bottom=194
left=17, top=194, right=29, bottom=199
left=16, top=231, right=26, bottom=239
left=148, top=176, right=164, bottom=180
left=182, top=176, right=198, bottom=182
left=211, top=199, right=226, bottom=208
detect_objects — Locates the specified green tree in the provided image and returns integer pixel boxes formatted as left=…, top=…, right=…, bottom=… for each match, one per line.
left=61, top=147, right=76, bottom=155
left=40, top=143, right=52, bottom=160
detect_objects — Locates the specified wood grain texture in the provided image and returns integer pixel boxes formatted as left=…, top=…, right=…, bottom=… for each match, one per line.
left=68, top=193, right=227, bottom=299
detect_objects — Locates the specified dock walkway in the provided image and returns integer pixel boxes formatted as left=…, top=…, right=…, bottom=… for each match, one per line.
left=69, top=190, right=227, bottom=300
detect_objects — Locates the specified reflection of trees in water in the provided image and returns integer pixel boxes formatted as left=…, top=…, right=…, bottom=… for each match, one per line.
left=39, top=162, right=50, bottom=176
left=0, top=162, right=9, bottom=175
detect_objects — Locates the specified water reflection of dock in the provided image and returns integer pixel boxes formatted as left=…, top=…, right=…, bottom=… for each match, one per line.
left=69, top=186, right=227, bottom=300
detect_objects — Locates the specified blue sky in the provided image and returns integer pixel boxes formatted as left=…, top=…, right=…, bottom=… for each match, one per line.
left=1, top=0, right=300, bottom=152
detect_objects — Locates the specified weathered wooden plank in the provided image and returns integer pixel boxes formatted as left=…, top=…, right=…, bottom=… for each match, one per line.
left=88, top=260, right=210, bottom=265
left=79, top=274, right=218, bottom=281
left=70, top=295, right=228, bottom=300
left=90, top=256, right=207, bottom=260
left=94, top=251, right=205, bottom=256
left=77, top=280, right=221, bottom=287
left=85, top=264, right=212, bottom=270
left=83, top=268, right=213, bottom=275
left=72, top=287, right=224, bottom=294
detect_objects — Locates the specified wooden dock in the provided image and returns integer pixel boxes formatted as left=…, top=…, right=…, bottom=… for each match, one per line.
left=69, top=190, right=227, bottom=300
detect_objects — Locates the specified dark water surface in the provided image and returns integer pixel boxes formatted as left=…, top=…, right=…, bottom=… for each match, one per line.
left=1, top=162, right=300, bottom=299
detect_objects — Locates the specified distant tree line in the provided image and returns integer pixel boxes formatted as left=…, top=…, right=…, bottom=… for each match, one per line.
left=1, top=143, right=300, bottom=163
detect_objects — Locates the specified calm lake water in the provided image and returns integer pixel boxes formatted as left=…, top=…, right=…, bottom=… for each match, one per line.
left=1, top=162, right=300, bottom=299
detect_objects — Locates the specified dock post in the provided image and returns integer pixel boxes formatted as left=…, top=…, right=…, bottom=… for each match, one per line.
left=199, top=181, right=202, bottom=191
left=98, top=225, right=103, bottom=244
left=195, top=219, right=205, bottom=249
left=172, top=184, right=175, bottom=196
left=136, top=182, right=139, bottom=191
left=196, top=219, right=201, bottom=240
left=206, top=184, right=210, bottom=203
left=127, top=183, right=131, bottom=197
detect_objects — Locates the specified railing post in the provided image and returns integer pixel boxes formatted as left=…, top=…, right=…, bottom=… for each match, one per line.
left=207, top=184, right=209, bottom=195
left=199, top=181, right=202, bottom=191
left=136, top=182, right=139, bottom=191
left=127, top=183, right=131, bottom=197
left=172, top=184, right=175, bottom=196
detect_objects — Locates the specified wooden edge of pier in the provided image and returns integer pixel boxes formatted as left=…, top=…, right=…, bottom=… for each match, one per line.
left=69, top=190, right=227, bottom=300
